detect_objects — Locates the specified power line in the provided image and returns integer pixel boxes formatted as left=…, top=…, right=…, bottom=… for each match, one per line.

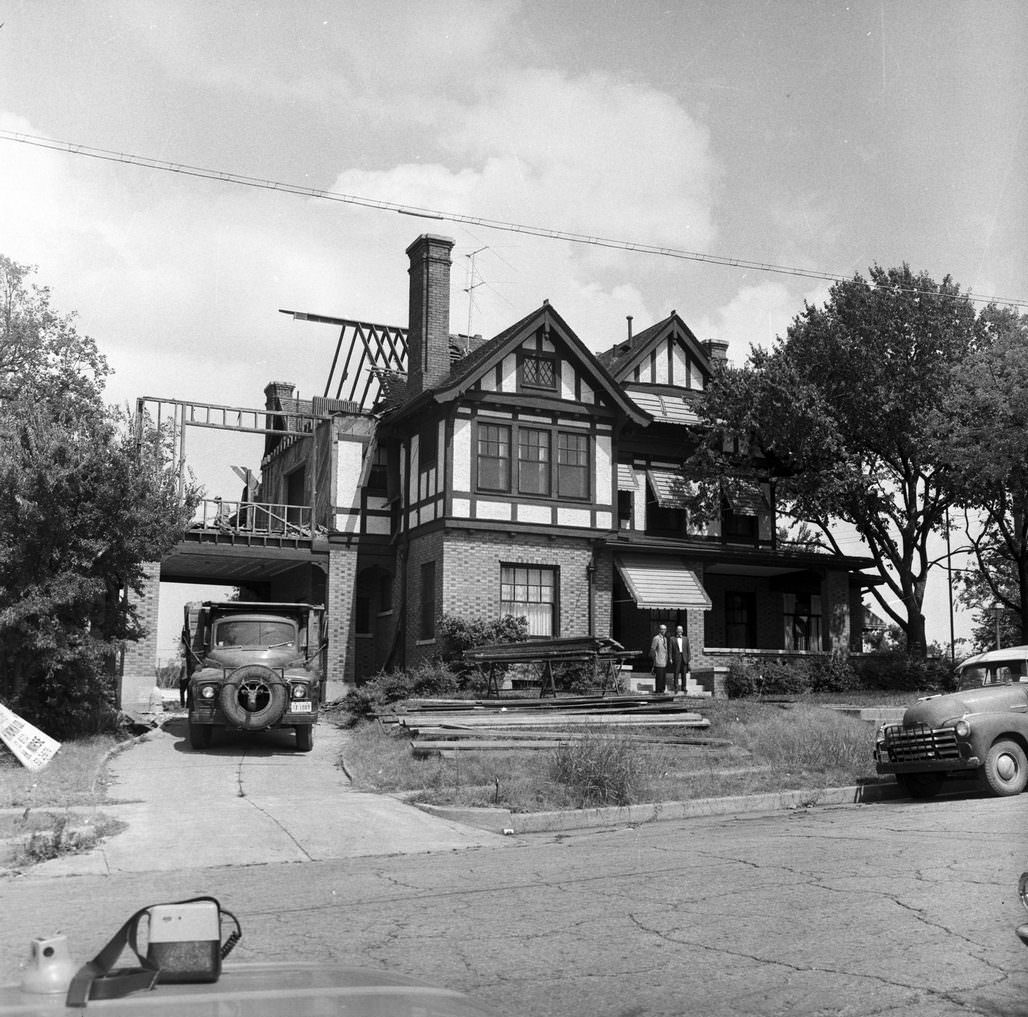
left=3, top=129, right=1027, bottom=310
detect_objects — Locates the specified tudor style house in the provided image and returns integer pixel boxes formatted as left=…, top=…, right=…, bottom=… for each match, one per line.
left=258, top=234, right=875, bottom=694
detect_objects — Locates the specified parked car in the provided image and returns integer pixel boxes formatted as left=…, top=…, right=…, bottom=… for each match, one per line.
left=183, top=601, right=326, bottom=752
left=873, top=645, right=1028, bottom=799
left=1017, top=871, right=1028, bottom=950
left=2, top=960, right=499, bottom=1016
left=1018, top=871, right=1028, bottom=949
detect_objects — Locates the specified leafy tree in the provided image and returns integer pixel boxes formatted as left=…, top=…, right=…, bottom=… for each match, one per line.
left=0, top=258, right=197, bottom=737
left=952, top=523, right=1023, bottom=650
left=930, top=306, right=1028, bottom=642
left=690, top=265, right=980, bottom=657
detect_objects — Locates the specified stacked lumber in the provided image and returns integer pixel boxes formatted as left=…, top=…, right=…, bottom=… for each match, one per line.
left=374, top=693, right=717, bottom=758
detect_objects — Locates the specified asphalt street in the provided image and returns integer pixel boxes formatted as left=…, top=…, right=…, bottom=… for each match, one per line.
left=1, top=718, right=1026, bottom=1017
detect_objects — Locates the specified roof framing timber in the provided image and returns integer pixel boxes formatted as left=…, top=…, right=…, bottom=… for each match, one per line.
left=279, top=309, right=408, bottom=411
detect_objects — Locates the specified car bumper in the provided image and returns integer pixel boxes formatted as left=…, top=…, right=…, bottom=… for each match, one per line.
left=875, top=756, right=980, bottom=775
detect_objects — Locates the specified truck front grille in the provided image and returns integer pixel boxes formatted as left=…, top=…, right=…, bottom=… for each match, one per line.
left=881, top=724, right=960, bottom=762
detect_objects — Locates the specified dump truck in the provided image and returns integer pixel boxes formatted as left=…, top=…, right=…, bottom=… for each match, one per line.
left=182, top=601, right=326, bottom=752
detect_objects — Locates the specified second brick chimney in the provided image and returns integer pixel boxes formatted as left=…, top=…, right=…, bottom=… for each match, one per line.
left=406, top=234, right=455, bottom=396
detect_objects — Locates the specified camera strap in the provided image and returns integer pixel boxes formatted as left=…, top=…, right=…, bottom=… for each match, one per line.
left=65, top=896, right=241, bottom=1008
left=65, top=904, right=159, bottom=1008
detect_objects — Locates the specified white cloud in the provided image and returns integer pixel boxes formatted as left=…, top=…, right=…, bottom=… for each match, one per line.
left=325, top=68, right=719, bottom=348
left=691, top=278, right=831, bottom=366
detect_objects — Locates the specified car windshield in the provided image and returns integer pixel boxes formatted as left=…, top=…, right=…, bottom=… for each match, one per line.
left=956, top=660, right=1028, bottom=689
left=215, top=619, right=296, bottom=648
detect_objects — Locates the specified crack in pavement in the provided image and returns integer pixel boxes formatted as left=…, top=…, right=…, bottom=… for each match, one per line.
left=623, top=910, right=1014, bottom=1009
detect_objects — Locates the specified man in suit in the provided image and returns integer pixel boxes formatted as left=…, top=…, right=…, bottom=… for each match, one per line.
left=669, top=623, right=690, bottom=694
left=649, top=624, right=669, bottom=694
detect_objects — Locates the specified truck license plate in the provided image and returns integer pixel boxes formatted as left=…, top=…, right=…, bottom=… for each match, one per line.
left=291, top=702, right=312, bottom=713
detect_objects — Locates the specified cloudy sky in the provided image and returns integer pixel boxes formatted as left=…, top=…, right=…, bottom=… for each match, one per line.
left=2, top=0, right=1025, bottom=651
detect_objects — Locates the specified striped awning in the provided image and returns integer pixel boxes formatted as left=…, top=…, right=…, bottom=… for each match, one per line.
left=617, top=463, right=638, bottom=490
left=615, top=555, right=712, bottom=611
left=724, top=480, right=770, bottom=516
left=646, top=468, right=692, bottom=508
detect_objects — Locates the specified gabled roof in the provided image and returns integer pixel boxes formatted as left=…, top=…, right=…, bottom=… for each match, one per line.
left=597, top=311, right=712, bottom=382
left=384, top=302, right=650, bottom=426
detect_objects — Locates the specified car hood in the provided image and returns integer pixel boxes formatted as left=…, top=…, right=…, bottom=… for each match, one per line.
left=0, top=962, right=499, bottom=1016
left=902, top=684, right=1028, bottom=727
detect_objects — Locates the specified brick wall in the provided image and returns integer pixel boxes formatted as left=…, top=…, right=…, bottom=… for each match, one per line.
left=327, top=543, right=358, bottom=684
left=121, top=561, right=162, bottom=714
left=403, top=530, right=596, bottom=668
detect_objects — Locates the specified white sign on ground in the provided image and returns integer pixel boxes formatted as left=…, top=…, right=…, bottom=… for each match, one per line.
left=0, top=704, right=61, bottom=771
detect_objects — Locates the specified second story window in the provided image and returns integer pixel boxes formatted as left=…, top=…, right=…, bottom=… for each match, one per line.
left=419, top=425, right=438, bottom=472
left=518, top=428, right=551, bottom=496
left=519, top=352, right=557, bottom=391
left=477, top=423, right=511, bottom=491
left=367, top=444, right=388, bottom=492
left=475, top=421, right=592, bottom=501
left=557, top=432, right=589, bottom=499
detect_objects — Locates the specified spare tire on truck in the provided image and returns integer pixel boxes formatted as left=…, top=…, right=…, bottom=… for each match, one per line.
left=219, top=665, right=289, bottom=730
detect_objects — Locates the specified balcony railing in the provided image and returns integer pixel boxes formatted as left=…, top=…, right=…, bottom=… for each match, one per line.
left=191, top=498, right=313, bottom=537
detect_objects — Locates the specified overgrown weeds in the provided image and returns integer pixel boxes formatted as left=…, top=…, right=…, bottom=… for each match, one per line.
left=9, top=810, right=124, bottom=865
left=548, top=732, right=643, bottom=807
left=0, top=734, right=118, bottom=809
left=340, top=695, right=894, bottom=812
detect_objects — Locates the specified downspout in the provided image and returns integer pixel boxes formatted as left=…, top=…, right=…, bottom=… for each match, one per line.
left=586, top=550, right=597, bottom=637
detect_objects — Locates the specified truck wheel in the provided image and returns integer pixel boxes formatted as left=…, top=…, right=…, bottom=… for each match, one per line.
left=220, top=665, right=288, bottom=730
left=979, top=739, right=1028, bottom=796
left=295, top=726, right=314, bottom=752
left=188, top=722, right=213, bottom=750
left=896, top=772, right=943, bottom=799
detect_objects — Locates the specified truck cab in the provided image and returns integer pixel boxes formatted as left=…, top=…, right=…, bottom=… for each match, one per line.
left=183, top=601, right=326, bottom=752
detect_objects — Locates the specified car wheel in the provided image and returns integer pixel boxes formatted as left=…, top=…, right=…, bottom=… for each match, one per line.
left=188, top=722, right=213, bottom=750
left=896, top=772, right=944, bottom=799
left=979, top=739, right=1028, bottom=796
left=295, top=726, right=314, bottom=752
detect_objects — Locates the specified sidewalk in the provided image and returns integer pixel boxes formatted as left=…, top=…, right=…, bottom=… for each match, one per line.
left=2, top=711, right=908, bottom=878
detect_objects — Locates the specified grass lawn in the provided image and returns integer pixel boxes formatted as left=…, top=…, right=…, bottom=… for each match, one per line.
left=0, top=735, right=121, bottom=848
left=340, top=692, right=913, bottom=812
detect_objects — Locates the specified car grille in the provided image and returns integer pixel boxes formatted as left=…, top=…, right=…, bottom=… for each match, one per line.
left=881, top=724, right=960, bottom=762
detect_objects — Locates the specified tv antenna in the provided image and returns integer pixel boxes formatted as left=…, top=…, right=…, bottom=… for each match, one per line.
left=464, top=247, right=487, bottom=348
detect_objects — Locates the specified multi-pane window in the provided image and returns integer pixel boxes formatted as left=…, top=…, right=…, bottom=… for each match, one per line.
left=725, top=592, right=756, bottom=649
left=367, top=444, right=388, bottom=492
left=519, top=353, right=557, bottom=390
left=500, top=565, right=557, bottom=637
left=518, top=428, right=551, bottom=495
left=475, top=422, right=591, bottom=501
left=419, top=425, right=438, bottom=472
left=477, top=424, right=511, bottom=491
left=784, top=593, right=822, bottom=651
left=557, top=432, right=589, bottom=499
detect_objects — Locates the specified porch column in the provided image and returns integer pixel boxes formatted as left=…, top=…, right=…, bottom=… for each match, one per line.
left=326, top=541, right=358, bottom=698
left=121, top=561, right=162, bottom=716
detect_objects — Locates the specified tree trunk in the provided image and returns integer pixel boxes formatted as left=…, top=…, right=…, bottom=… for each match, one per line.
left=905, top=612, right=928, bottom=659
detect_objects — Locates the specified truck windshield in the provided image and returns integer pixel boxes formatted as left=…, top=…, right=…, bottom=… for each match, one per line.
left=215, top=619, right=296, bottom=648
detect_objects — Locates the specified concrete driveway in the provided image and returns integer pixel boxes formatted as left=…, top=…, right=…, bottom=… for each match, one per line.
left=22, top=716, right=504, bottom=878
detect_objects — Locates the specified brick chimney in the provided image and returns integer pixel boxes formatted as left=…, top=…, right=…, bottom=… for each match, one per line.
left=702, top=339, right=730, bottom=364
left=406, top=234, right=455, bottom=395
